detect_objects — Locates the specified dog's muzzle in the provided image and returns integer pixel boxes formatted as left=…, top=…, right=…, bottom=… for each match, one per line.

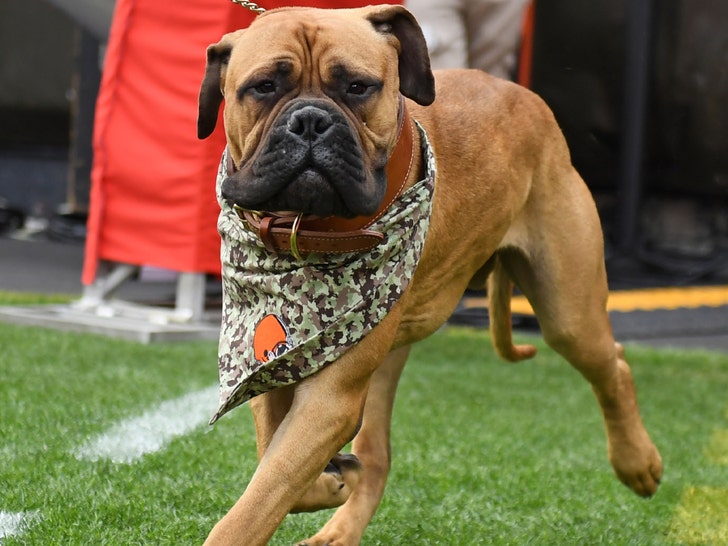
left=220, top=99, right=385, bottom=219
left=222, top=99, right=416, bottom=260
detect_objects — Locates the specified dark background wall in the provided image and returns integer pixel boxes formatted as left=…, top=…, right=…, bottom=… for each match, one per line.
left=0, top=0, right=75, bottom=219
left=530, top=0, right=727, bottom=271
left=0, top=0, right=726, bottom=277
left=531, top=0, right=727, bottom=197
left=0, top=0, right=75, bottom=149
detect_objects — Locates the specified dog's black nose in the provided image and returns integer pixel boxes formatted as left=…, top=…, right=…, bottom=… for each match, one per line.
left=286, top=106, right=334, bottom=141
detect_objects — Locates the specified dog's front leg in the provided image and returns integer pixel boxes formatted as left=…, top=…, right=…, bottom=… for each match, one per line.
left=297, top=345, right=411, bottom=546
left=288, top=348, right=414, bottom=518
left=204, top=312, right=402, bottom=546
left=204, top=363, right=370, bottom=546
left=253, top=385, right=362, bottom=514
left=249, top=384, right=295, bottom=461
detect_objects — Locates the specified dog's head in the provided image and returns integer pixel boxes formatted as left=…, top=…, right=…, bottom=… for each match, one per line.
left=197, top=5, right=434, bottom=218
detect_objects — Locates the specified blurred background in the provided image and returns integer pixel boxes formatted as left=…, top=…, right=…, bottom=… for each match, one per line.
left=1, top=0, right=726, bottom=286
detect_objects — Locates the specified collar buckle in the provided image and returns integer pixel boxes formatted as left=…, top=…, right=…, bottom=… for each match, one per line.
left=289, top=213, right=304, bottom=260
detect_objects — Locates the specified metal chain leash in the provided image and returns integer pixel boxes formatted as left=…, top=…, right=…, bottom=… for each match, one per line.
left=230, top=0, right=266, bottom=13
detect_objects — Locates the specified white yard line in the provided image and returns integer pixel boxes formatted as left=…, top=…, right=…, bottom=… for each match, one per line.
left=0, top=511, right=40, bottom=541
left=74, top=385, right=219, bottom=464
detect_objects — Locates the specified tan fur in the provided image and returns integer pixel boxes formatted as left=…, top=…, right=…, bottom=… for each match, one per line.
left=199, top=6, right=662, bottom=545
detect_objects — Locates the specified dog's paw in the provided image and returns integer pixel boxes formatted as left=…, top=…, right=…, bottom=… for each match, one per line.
left=605, top=359, right=663, bottom=497
left=295, top=539, right=328, bottom=546
left=291, top=453, right=362, bottom=513
left=608, top=433, right=663, bottom=497
left=295, top=525, right=358, bottom=546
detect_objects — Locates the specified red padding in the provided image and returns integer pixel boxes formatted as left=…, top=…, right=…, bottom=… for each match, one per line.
left=83, top=0, right=400, bottom=284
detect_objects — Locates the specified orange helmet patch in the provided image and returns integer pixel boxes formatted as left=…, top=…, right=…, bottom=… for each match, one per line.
left=253, top=314, right=292, bottom=363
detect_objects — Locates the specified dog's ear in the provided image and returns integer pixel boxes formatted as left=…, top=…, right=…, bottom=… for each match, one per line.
left=366, top=5, right=435, bottom=106
left=197, top=31, right=243, bottom=139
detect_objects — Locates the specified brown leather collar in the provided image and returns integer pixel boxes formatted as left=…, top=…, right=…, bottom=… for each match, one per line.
left=228, top=97, right=416, bottom=259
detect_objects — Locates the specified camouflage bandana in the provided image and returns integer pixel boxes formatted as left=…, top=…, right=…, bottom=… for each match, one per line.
left=211, top=123, right=435, bottom=423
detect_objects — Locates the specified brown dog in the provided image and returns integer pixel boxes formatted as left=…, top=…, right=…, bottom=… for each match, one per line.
left=197, top=5, right=662, bottom=545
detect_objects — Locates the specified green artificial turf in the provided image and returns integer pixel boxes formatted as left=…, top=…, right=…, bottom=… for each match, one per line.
left=1, top=313, right=726, bottom=544
left=0, top=291, right=73, bottom=305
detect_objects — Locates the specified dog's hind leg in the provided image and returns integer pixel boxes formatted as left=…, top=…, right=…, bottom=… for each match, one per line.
left=297, top=344, right=411, bottom=546
left=498, top=171, right=663, bottom=497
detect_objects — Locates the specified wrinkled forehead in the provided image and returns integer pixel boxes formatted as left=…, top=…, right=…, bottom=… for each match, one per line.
left=228, top=8, right=396, bottom=82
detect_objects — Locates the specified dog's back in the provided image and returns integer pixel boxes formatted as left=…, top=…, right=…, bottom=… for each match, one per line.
left=396, top=68, right=579, bottom=351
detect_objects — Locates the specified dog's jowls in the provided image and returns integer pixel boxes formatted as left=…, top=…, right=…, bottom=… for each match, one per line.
left=197, top=5, right=662, bottom=545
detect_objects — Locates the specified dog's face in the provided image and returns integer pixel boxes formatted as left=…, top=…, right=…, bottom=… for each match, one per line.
left=198, top=5, right=435, bottom=218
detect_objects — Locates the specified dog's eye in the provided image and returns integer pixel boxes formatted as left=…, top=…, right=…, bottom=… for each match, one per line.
left=347, top=82, right=370, bottom=96
left=254, top=80, right=276, bottom=95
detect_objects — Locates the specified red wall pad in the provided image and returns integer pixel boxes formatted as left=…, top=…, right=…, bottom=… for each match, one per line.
left=83, top=0, right=399, bottom=285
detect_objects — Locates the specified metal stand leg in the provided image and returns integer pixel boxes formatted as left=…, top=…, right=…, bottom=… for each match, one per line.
left=175, top=272, right=206, bottom=322
left=75, top=263, right=139, bottom=311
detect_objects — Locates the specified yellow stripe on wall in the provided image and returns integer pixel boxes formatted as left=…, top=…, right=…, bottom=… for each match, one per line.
left=463, top=285, right=728, bottom=316
left=606, top=285, right=728, bottom=312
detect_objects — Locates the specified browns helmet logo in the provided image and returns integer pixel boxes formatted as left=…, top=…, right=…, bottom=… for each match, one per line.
left=253, top=314, right=293, bottom=363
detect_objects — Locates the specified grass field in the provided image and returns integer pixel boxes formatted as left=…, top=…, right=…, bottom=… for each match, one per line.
left=1, top=301, right=727, bottom=544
